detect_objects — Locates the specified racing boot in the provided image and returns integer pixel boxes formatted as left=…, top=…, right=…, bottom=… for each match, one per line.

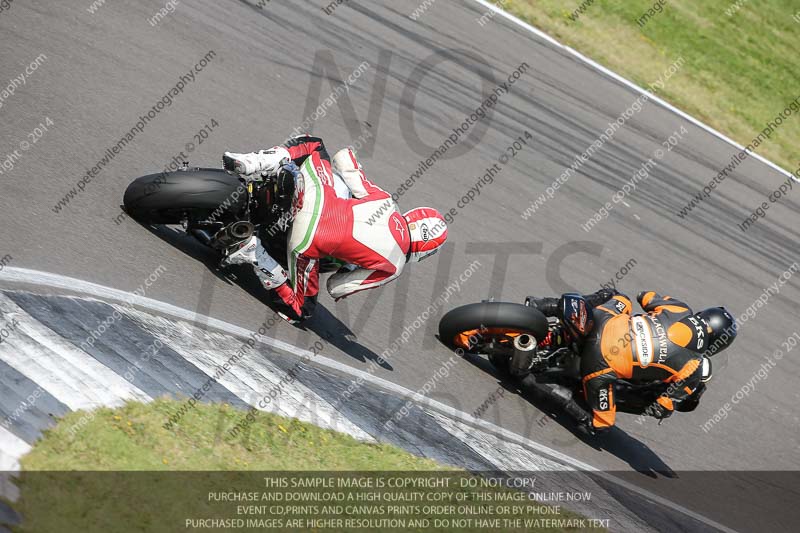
left=220, top=236, right=258, bottom=267
left=520, top=377, right=572, bottom=408
left=223, top=146, right=290, bottom=176
left=563, top=399, right=593, bottom=432
left=521, top=376, right=594, bottom=433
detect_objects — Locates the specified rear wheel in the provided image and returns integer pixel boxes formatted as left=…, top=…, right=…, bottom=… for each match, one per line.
left=123, top=168, right=247, bottom=224
left=438, top=302, right=549, bottom=352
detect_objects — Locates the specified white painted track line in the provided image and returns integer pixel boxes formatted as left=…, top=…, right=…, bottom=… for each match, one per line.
left=0, top=427, right=30, bottom=472
left=123, top=307, right=375, bottom=441
left=0, top=427, right=30, bottom=501
left=0, top=294, right=150, bottom=410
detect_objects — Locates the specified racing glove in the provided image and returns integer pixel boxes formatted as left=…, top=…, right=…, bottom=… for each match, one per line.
left=583, top=287, right=618, bottom=308
left=525, top=296, right=559, bottom=316
left=273, top=284, right=303, bottom=324
left=526, top=287, right=617, bottom=316
left=256, top=272, right=307, bottom=325
left=675, top=382, right=706, bottom=412
left=649, top=403, right=673, bottom=421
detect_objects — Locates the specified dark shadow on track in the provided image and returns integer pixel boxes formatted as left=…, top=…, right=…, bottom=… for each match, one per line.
left=302, top=302, right=394, bottom=371
left=459, top=349, right=676, bottom=478
left=128, top=218, right=392, bottom=370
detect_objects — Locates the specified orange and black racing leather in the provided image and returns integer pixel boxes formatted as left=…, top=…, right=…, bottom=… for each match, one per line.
left=581, top=291, right=705, bottom=430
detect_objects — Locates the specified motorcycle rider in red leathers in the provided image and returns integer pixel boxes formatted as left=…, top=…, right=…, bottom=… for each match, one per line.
left=221, top=136, right=448, bottom=323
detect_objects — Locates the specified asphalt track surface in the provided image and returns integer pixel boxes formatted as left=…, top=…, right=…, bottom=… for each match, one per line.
left=0, top=0, right=798, bottom=529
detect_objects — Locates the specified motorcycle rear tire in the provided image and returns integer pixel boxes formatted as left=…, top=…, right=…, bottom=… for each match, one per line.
left=123, top=168, right=247, bottom=224
left=438, top=302, right=548, bottom=350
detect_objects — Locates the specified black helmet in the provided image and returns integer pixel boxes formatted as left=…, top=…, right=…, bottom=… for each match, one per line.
left=695, top=307, right=737, bottom=356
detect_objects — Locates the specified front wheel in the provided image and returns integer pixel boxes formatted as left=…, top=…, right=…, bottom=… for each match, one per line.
left=438, top=302, right=549, bottom=352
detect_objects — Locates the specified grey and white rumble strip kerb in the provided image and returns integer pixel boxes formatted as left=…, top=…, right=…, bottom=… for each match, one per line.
left=0, top=267, right=733, bottom=533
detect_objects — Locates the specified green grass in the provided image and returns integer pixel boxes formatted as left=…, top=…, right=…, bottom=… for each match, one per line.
left=10, top=399, right=595, bottom=532
left=20, top=399, right=437, bottom=471
left=498, top=0, right=799, bottom=174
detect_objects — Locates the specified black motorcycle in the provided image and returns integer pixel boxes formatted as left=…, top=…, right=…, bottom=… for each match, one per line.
left=123, top=164, right=292, bottom=258
left=438, top=297, right=694, bottom=418
left=122, top=164, right=347, bottom=273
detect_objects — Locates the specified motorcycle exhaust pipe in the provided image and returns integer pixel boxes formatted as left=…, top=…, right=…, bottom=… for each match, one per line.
left=514, top=334, right=536, bottom=352
left=510, top=334, right=537, bottom=378
left=211, top=221, right=255, bottom=249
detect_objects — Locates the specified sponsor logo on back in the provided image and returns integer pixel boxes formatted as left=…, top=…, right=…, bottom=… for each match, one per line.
left=632, top=316, right=654, bottom=367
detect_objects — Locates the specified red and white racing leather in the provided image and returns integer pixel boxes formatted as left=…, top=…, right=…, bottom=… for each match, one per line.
left=276, top=137, right=412, bottom=317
